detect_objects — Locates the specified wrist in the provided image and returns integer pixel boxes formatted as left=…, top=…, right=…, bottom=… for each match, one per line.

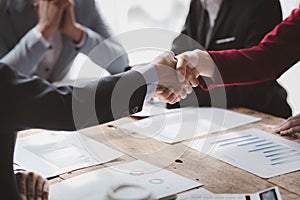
left=194, top=49, right=216, bottom=78
left=63, top=23, right=84, bottom=44
left=35, top=24, right=54, bottom=40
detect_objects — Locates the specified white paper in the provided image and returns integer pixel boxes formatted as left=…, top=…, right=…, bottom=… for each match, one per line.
left=49, top=160, right=202, bottom=200
left=177, top=186, right=281, bottom=200
left=14, top=131, right=123, bottom=178
left=121, top=107, right=261, bottom=144
left=186, top=128, right=300, bottom=178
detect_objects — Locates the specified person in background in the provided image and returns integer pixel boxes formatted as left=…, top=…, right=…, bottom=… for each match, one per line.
left=174, top=8, right=300, bottom=136
left=170, top=0, right=291, bottom=118
left=0, top=0, right=128, bottom=82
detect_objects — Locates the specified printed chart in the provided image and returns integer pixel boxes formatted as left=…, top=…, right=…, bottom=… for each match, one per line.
left=49, top=160, right=202, bottom=200
left=185, top=128, right=300, bottom=178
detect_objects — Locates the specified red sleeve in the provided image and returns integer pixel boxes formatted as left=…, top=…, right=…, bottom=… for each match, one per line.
left=206, top=8, right=300, bottom=88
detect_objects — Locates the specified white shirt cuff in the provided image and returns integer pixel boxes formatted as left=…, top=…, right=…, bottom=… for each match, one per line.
left=135, top=64, right=159, bottom=102
left=32, top=27, right=52, bottom=49
left=74, top=30, right=87, bottom=48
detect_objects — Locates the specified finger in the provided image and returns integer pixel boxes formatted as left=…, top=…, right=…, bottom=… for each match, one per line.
left=35, top=175, right=45, bottom=200
left=155, top=87, right=178, bottom=104
left=156, top=85, right=166, bottom=94
left=42, top=181, right=49, bottom=200
left=176, top=56, right=189, bottom=82
left=186, top=67, right=199, bottom=87
left=157, top=86, right=174, bottom=100
left=26, top=172, right=36, bottom=200
left=15, top=172, right=27, bottom=200
left=275, top=118, right=300, bottom=133
left=175, top=87, right=187, bottom=100
left=280, top=126, right=300, bottom=136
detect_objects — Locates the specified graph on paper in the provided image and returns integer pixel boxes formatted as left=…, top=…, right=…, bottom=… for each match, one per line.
left=186, top=128, right=300, bottom=178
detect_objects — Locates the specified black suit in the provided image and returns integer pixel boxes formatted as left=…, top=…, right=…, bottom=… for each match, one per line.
left=170, top=0, right=292, bottom=118
left=0, top=64, right=147, bottom=199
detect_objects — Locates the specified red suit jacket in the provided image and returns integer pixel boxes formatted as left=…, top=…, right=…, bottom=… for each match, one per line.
left=208, top=8, right=300, bottom=88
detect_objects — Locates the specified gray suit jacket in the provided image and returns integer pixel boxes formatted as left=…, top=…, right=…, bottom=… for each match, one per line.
left=0, top=0, right=129, bottom=82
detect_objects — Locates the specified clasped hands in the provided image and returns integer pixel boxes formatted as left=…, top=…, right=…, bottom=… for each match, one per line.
left=150, top=50, right=216, bottom=104
left=34, top=0, right=83, bottom=43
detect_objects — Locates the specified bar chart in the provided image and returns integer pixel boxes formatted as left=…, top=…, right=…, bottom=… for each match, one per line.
left=186, top=128, right=300, bottom=178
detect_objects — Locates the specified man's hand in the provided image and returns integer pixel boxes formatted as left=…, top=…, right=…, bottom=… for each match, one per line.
left=60, top=0, right=84, bottom=43
left=151, top=52, right=193, bottom=104
left=275, top=113, right=300, bottom=136
left=15, top=171, right=49, bottom=200
left=176, top=49, right=217, bottom=86
left=35, top=0, right=71, bottom=40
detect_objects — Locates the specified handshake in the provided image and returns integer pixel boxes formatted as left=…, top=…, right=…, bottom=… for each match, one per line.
left=141, top=50, right=217, bottom=104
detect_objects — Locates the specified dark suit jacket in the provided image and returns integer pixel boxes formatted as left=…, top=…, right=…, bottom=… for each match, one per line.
left=0, top=63, right=147, bottom=199
left=170, top=0, right=292, bottom=118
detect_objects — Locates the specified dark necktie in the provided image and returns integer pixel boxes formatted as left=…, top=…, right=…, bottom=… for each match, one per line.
left=200, top=8, right=210, bottom=47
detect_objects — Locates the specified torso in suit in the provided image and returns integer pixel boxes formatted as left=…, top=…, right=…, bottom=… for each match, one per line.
left=0, top=63, right=147, bottom=199
left=208, top=7, right=300, bottom=86
left=0, top=0, right=129, bottom=82
left=170, top=0, right=292, bottom=118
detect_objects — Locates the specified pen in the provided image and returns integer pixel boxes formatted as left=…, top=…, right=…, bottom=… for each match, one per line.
left=159, top=194, right=178, bottom=200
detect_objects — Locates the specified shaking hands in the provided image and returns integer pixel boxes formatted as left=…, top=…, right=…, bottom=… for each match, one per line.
left=149, top=50, right=217, bottom=104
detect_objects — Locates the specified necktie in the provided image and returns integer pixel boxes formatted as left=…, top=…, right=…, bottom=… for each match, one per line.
left=200, top=8, right=210, bottom=47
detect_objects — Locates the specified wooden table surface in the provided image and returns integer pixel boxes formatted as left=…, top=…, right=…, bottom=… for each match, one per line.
left=19, top=108, right=300, bottom=199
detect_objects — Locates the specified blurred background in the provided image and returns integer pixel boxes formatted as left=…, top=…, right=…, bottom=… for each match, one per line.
left=68, top=0, right=300, bottom=114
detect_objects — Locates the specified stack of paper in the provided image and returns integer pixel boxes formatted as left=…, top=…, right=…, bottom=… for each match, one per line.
left=14, top=131, right=123, bottom=178
left=121, top=107, right=261, bottom=144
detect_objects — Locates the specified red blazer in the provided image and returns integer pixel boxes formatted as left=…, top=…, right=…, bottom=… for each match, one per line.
left=207, top=8, right=300, bottom=89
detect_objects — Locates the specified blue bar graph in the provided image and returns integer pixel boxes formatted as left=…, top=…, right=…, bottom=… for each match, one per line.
left=212, top=132, right=300, bottom=167
left=249, top=145, right=281, bottom=152
left=220, top=137, right=260, bottom=147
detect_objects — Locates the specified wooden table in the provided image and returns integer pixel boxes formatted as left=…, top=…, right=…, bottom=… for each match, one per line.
left=19, top=108, right=300, bottom=199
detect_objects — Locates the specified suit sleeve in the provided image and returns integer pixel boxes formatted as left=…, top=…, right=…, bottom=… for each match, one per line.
left=77, top=0, right=129, bottom=74
left=207, top=8, right=300, bottom=88
left=0, top=29, right=49, bottom=76
left=0, top=64, right=146, bottom=131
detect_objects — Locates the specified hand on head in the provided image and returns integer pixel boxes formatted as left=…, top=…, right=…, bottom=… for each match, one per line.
left=34, top=0, right=83, bottom=42
left=15, top=171, right=49, bottom=200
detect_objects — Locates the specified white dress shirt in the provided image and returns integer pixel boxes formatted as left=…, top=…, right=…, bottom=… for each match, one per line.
left=32, top=28, right=87, bottom=80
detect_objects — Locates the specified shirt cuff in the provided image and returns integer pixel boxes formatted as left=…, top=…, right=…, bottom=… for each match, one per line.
left=134, top=64, right=159, bottom=102
left=13, top=163, right=26, bottom=173
left=74, top=30, right=87, bottom=48
left=32, top=27, right=52, bottom=49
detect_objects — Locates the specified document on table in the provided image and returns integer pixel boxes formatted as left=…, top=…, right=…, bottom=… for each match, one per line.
left=49, top=160, right=202, bottom=200
left=14, top=131, right=123, bottom=178
left=177, top=186, right=282, bottom=200
left=185, top=128, right=300, bottom=178
left=121, top=107, right=261, bottom=144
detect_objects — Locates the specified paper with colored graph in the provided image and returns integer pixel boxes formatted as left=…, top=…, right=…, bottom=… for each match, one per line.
left=185, top=128, right=300, bottom=178
left=49, top=160, right=202, bottom=200
left=121, top=107, right=261, bottom=144
left=14, top=131, right=123, bottom=178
